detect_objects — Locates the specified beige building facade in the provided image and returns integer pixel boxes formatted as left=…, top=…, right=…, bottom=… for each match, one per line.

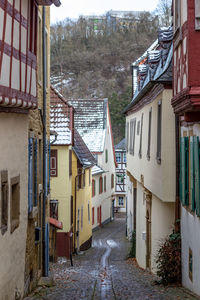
left=125, top=27, right=176, bottom=273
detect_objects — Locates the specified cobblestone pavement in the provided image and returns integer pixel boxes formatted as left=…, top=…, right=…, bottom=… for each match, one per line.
left=25, top=214, right=199, bottom=300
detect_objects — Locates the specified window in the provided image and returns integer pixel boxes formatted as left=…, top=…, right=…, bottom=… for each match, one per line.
left=99, top=177, right=103, bottom=194
left=88, top=202, right=90, bottom=223
left=104, top=176, right=106, bottom=192
left=126, top=122, right=129, bottom=153
left=83, top=172, right=85, bottom=188
left=117, top=174, right=124, bottom=184
left=137, top=120, right=140, bottom=135
left=28, top=137, right=38, bottom=212
left=174, top=0, right=181, bottom=33
left=69, top=150, right=72, bottom=176
left=139, top=113, right=143, bottom=158
left=118, top=196, right=124, bottom=206
left=116, top=152, right=121, bottom=163
left=50, top=149, right=57, bottom=177
left=105, top=149, right=108, bottom=163
left=195, top=0, right=200, bottom=30
left=10, top=176, right=20, bottom=234
left=92, top=179, right=96, bottom=197
left=111, top=174, right=114, bottom=189
left=92, top=207, right=94, bottom=225
left=1, top=170, right=8, bottom=235
left=180, top=137, right=189, bottom=207
left=129, top=118, right=136, bottom=155
left=156, top=101, right=162, bottom=163
left=123, top=153, right=126, bottom=163
left=147, top=108, right=152, bottom=160
left=89, top=169, right=91, bottom=185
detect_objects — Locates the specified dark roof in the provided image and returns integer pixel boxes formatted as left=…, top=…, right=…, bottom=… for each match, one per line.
left=50, top=86, right=73, bottom=145
left=73, top=129, right=96, bottom=168
left=115, top=138, right=126, bottom=150
left=69, top=99, right=108, bottom=152
left=124, top=26, right=173, bottom=113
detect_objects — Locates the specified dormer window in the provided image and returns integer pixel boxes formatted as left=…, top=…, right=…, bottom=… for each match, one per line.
left=174, top=0, right=181, bottom=34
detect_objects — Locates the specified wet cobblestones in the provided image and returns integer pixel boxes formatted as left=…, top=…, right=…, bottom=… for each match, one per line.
left=25, top=214, right=199, bottom=300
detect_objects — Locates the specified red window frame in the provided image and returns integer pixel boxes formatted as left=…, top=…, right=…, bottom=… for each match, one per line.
left=92, top=207, right=94, bottom=225
left=92, top=179, right=95, bottom=197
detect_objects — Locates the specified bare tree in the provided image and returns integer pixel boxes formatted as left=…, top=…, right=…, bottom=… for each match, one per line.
left=154, top=0, right=172, bottom=27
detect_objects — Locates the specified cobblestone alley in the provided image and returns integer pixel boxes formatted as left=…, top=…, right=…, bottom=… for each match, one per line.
left=25, top=214, right=199, bottom=300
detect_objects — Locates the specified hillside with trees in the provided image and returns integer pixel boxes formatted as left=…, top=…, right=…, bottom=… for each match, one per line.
left=50, top=1, right=171, bottom=143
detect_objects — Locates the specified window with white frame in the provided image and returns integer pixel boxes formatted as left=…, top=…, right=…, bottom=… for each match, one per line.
left=123, top=152, right=126, bottom=163
left=117, top=174, right=124, bottom=184
left=116, top=152, right=121, bottom=163
left=118, top=196, right=124, bottom=206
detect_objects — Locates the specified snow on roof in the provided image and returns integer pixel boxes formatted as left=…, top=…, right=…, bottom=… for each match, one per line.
left=50, top=87, right=72, bottom=145
left=115, top=138, right=126, bottom=151
left=91, top=165, right=105, bottom=176
left=73, top=129, right=96, bottom=168
left=69, top=99, right=107, bottom=152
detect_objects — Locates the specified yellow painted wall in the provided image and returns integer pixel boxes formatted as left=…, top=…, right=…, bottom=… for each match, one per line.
left=50, top=145, right=72, bottom=233
left=72, top=152, right=92, bottom=249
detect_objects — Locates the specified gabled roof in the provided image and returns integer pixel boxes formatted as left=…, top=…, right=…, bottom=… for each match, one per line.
left=115, top=138, right=126, bottom=151
left=124, top=26, right=173, bottom=113
left=73, top=129, right=96, bottom=168
left=69, top=99, right=107, bottom=152
left=50, top=87, right=73, bottom=145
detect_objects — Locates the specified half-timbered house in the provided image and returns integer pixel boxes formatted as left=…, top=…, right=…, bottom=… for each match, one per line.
left=171, top=1, right=200, bottom=295
left=0, top=1, right=60, bottom=299
left=114, top=138, right=127, bottom=212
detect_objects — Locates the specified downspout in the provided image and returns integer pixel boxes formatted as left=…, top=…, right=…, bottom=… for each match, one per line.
left=74, top=175, right=77, bottom=252
left=42, top=6, right=47, bottom=277
left=175, top=115, right=180, bottom=233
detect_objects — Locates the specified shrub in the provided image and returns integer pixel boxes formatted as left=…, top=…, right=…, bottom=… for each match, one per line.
left=156, top=232, right=181, bottom=285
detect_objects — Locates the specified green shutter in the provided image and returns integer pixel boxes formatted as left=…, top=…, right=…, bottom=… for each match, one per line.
left=194, top=136, right=200, bottom=216
left=180, top=137, right=189, bottom=206
left=189, top=137, right=195, bottom=211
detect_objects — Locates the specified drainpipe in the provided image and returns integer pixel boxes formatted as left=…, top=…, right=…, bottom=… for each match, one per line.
left=42, top=6, right=47, bottom=277
left=175, top=115, right=180, bottom=233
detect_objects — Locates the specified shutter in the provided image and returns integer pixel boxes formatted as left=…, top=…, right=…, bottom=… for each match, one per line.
left=92, top=207, right=94, bottom=225
left=189, top=137, right=195, bottom=211
left=28, top=138, right=33, bottom=213
left=194, top=136, right=200, bottom=216
left=180, top=137, right=189, bottom=206
left=139, top=113, right=143, bottom=158
left=126, top=122, right=129, bottom=153
left=133, top=119, right=136, bottom=155
left=34, top=139, right=38, bottom=206
left=147, top=108, right=152, bottom=160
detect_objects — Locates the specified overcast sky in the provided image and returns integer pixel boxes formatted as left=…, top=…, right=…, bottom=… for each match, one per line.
left=50, top=0, right=159, bottom=24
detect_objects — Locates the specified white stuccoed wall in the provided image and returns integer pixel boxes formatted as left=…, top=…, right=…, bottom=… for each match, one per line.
left=180, top=123, right=200, bottom=296
left=0, top=113, right=28, bottom=300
